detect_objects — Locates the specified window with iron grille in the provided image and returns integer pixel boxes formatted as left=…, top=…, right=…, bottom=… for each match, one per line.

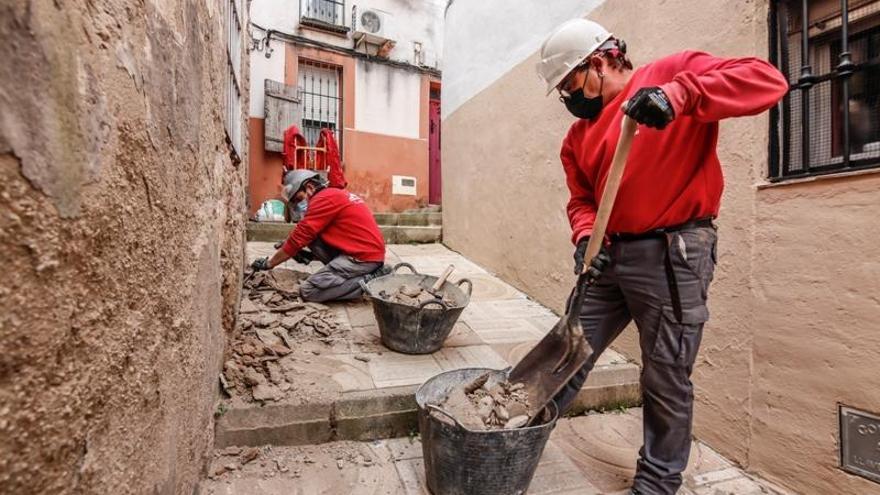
left=298, top=59, right=343, bottom=151
left=224, top=0, right=244, bottom=158
left=300, top=0, right=347, bottom=32
left=770, top=0, right=880, bottom=180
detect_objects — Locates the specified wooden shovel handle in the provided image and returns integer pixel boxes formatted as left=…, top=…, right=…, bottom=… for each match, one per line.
left=431, top=264, right=455, bottom=292
left=583, top=115, right=638, bottom=267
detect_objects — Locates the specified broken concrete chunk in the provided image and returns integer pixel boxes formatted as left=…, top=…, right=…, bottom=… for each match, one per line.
left=271, top=302, right=306, bottom=313
left=252, top=383, right=282, bottom=402
left=243, top=368, right=266, bottom=387
left=504, top=415, right=529, bottom=429
left=221, top=446, right=242, bottom=456
left=253, top=313, right=279, bottom=328
left=400, top=285, right=422, bottom=297
left=240, top=447, right=260, bottom=464
left=268, top=343, right=291, bottom=356
left=304, top=302, right=330, bottom=311
left=239, top=297, right=259, bottom=314
left=256, top=327, right=283, bottom=346
left=267, top=361, right=285, bottom=385
left=280, top=314, right=307, bottom=330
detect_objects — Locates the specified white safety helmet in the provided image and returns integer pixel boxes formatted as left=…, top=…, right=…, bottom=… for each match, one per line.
left=536, top=19, right=613, bottom=96
left=281, top=169, right=320, bottom=202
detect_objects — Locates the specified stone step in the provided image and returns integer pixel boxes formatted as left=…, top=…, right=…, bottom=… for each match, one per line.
left=201, top=409, right=790, bottom=495
left=247, top=221, right=441, bottom=244
left=380, top=225, right=442, bottom=244
left=214, top=350, right=640, bottom=449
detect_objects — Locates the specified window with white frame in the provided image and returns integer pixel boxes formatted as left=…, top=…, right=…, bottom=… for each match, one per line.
left=224, top=0, right=244, bottom=158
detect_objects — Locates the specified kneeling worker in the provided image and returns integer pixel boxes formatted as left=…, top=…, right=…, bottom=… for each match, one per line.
left=251, top=170, right=390, bottom=302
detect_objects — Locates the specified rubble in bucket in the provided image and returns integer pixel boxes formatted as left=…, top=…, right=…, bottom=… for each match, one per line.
left=221, top=269, right=346, bottom=403
left=379, top=283, right=454, bottom=307
left=433, top=372, right=532, bottom=430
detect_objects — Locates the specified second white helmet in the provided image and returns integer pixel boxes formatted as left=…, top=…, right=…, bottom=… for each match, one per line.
left=536, top=19, right=613, bottom=96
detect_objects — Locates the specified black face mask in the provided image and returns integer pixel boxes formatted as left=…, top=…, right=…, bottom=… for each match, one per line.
left=561, top=69, right=605, bottom=120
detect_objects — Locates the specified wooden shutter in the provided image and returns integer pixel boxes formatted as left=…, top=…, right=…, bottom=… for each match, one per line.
left=264, top=79, right=301, bottom=152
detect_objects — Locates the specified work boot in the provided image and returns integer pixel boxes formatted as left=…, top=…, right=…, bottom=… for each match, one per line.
left=362, top=264, right=392, bottom=283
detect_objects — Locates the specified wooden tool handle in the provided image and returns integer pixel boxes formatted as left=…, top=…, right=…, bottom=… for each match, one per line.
left=583, top=115, right=638, bottom=268
left=432, top=264, right=455, bottom=292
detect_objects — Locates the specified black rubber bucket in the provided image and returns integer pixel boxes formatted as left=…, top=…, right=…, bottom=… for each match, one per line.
left=361, top=263, right=472, bottom=354
left=415, top=367, right=558, bottom=495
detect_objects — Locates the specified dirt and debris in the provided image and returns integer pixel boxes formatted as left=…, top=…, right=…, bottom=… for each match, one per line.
left=221, top=269, right=348, bottom=403
left=432, top=372, right=531, bottom=430
left=379, top=283, right=454, bottom=307
left=206, top=442, right=383, bottom=485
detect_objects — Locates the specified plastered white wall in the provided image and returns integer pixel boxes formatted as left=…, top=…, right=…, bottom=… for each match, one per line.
left=249, top=0, right=444, bottom=66
left=247, top=41, right=286, bottom=117
left=443, top=0, right=607, bottom=119
left=354, top=59, right=421, bottom=138
left=249, top=0, right=443, bottom=121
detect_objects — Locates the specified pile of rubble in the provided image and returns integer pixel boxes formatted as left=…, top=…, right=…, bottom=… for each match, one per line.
left=221, top=269, right=347, bottom=403
left=380, top=283, right=454, bottom=307
left=434, top=372, right=532, bottom=430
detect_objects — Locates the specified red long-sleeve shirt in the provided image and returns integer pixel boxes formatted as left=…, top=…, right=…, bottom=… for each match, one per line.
left=281, top=188, right=385, bottom=262
left=562, top=51, right=788, bottom=243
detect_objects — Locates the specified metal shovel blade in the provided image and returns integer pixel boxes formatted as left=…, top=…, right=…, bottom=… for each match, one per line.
left=508, top=274, right=595, bottom=420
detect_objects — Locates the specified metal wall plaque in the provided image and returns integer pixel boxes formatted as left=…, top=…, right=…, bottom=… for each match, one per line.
left=840, top=405, right=880, bottom=484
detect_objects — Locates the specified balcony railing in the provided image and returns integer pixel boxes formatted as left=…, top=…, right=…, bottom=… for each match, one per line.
left=300, top=0, right=347, bottom=33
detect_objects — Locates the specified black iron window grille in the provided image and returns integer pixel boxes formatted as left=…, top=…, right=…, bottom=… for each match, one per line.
left=298, top=59, right=343, bottom=153
left=300, top=0, right=347, bottom=31
left=770, top=0, right=880, bottom=180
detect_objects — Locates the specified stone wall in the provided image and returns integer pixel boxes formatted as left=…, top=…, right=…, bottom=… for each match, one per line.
left=0, top=0, right=248, bottom=493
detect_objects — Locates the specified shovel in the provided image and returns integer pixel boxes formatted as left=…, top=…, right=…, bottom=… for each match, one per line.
left=509, top=115, right=638, bottom=421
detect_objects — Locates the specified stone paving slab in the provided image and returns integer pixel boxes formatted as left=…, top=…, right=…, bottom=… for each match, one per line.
left=218, top=243, right=641, bottom=447
left=201, top=409, right=791, bottom=495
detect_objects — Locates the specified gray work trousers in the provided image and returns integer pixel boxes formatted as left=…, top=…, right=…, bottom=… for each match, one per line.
left=299, top=238, right=382, bottom=303
left=553, top=225, right=717, bottom=495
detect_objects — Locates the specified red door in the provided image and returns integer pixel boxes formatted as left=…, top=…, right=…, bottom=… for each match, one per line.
left=428, top=98, right=442, bottom=205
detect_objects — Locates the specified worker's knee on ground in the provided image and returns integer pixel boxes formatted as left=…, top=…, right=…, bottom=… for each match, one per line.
left=299, top=279, right=320, bottom=301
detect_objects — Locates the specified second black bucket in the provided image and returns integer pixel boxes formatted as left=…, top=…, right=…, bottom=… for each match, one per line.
left=361, top=263, right=472, bottom=354
left=415, top=367, right=558, bottom=495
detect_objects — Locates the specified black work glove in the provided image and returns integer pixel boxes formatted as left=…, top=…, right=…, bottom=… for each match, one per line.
left=292, top=250, right=314, bottom=265
left=573, top=237, right=611, bottom=283
left=251, top=257, right=271, bottom=271
left=623, top=86, right=675, bottom=129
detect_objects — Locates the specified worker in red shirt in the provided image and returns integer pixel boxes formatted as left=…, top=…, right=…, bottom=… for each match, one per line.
left=251, top=170, right=390, bottom=302
left=536, top=19, right=788, bottom=495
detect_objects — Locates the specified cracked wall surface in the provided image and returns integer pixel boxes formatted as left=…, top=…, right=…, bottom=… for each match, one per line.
left=442, top=1, right=880, bottom=494
left=0, top=0, right=248, bottom=493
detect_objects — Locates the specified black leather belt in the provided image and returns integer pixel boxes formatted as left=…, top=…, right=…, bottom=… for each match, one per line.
left=608, top=217, right=715, bottom=242
left=609, top=217, right=715, bottom=324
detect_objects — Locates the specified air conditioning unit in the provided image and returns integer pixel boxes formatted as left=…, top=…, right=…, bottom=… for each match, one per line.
left=353, top=7, right=393, bottom=45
